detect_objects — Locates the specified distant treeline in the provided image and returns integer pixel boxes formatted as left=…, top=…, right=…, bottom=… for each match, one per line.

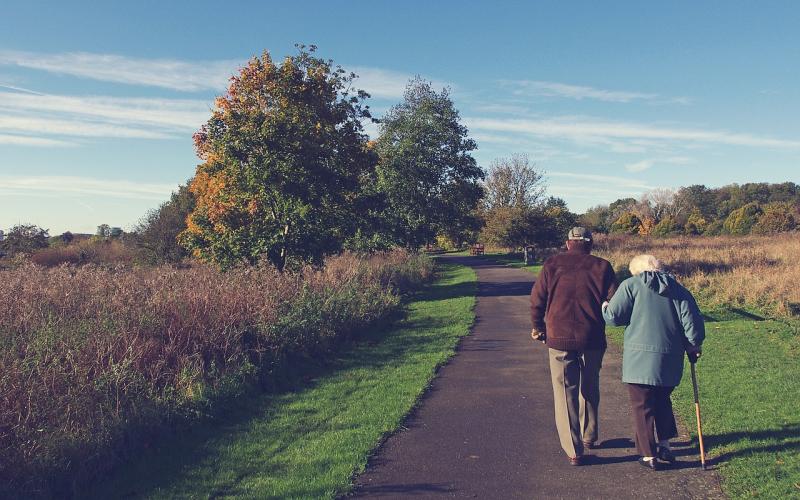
left=580, top=182, right=800, bottom=236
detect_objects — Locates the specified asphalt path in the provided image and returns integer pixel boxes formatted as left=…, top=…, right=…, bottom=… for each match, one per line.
left=351, top=255, right=725, bottom=499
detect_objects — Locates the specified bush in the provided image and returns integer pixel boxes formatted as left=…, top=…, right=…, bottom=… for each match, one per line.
left=651, top=216, right=680, bottom=237
left=753, top=202, right=797, bottom=234
left=0, top=250, right=432, bottom=498
left=610, top=212, right=641, bottom=235
left=723, top=202, right=763, bottom=235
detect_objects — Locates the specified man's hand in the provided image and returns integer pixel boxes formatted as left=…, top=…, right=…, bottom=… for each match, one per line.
left=687, top=345, right=702, bottom=363
left=531, top=328, right=546, bottom=343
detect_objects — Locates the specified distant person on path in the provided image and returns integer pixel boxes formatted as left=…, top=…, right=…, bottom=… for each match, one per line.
left=602, top=254, right=705, bottom=471
left=530, top=227, right=618, bottom=466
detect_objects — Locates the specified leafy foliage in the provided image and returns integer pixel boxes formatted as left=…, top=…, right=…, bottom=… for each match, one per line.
left=132, top=183, right=195, bottom=264
left=181, top=46, right=375, bottom=269
left=0, top=223, right=49, bottom=255
left=375, top=77, right=484, bottom=248
left=723, top=202, right=763, bottom=235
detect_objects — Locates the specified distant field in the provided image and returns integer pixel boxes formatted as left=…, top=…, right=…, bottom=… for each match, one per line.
left=491, top=235, right=800, bottom=499
left=594, top=232, right=800, bottom=318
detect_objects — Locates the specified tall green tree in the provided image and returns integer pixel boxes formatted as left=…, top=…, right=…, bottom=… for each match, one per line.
left=375, top=78, right=484, bottom=248
left=181, top=46, right=375, bottom=269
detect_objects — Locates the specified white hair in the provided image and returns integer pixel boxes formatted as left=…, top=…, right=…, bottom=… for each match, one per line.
left=629, top=254, right=663, bottom=275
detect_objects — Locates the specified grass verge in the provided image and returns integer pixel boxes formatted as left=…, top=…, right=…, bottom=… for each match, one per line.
left=491, top=251, right=800, bottom=499
left=88, top=259, right=477, bottom=499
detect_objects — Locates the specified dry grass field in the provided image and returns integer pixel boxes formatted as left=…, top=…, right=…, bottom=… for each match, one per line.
left=593, top=232, right=800, bottom=317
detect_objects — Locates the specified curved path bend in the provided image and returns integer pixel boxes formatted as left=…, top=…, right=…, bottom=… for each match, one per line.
left=351, top=255, right=724, bottom=499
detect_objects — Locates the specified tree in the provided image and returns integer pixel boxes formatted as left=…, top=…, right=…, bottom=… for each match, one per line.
left=723, top=202, right=763, bottom=235
left=181, top=46, right=375, bottom=269
left=651, top=216, right=680, bottom=237
left=375, top=77, right=484, bottom=249
left=483, top=154, right=545, bottom=210
left=580, top=204, right=611, bottom=233
left=0, top=224, right=49, bottom=255
left=610, top=212, right=641, bottom=235
left=753, top=202, right=797, bottom=234
left=133, top=183, right=195, bottom=264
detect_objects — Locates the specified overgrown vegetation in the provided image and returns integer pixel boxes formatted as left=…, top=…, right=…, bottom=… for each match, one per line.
left=593, top=232, right=800, bottom=317
left=88, top=261, right=477, bottom=499
left=0, top=250, right=432, bottom=499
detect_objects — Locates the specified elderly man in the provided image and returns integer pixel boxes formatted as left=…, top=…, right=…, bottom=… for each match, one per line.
left=530, top=227, right=617, bottom=465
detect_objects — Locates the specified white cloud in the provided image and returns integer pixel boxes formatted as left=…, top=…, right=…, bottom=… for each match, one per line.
left=0, top=115, right=173, bottom=139
left=0, top=134, right=76, bottom=147
left=351, top=66, right=452, bottom=100
left=501, top=80, right=690, bottom=105
left=0, top=92, right=210, bottom=130
left=0, top=50, right=241, bottom=91
left=0, top=176, right=177, bottom=200
left=465, top=116, right=800, bottom=150
left=626, top=160, right=654, bottom=172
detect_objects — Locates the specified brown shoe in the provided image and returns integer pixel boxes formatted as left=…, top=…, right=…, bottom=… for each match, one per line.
left=568, top=455, right=584, bottom=466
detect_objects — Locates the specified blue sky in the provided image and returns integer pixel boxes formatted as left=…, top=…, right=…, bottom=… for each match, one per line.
left=1, top=1, right=798, bottom=234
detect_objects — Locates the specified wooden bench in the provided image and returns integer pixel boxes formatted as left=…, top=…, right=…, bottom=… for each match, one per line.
left=470, top=243, right=485, bottom=256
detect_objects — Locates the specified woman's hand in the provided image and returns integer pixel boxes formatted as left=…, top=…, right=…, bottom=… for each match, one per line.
left=686, top=345, right=702, bottom=363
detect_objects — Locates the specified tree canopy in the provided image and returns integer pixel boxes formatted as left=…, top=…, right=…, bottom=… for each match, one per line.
left=375, top=78, right=484, bottom=248
left=181, top=45, right=375, bottom=269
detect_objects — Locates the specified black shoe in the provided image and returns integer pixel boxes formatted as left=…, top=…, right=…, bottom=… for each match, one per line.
left=638, top=457, right=660, bottom=470
left=583, top=441, right=598, bottom=450
left=657, top=446, right=676, bottom=464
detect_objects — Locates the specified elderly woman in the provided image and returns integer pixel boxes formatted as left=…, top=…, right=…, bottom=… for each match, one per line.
left=603, top=254, right=705, bottom=471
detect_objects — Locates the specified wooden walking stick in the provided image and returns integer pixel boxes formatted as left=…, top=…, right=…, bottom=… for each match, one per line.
left=690, top=361, right=707, bottom=470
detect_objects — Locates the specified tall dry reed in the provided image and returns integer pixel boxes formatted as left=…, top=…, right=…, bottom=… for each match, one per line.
left=0, top=249, right=433, bottom=498
left=593, top=233, right=800, bottom=316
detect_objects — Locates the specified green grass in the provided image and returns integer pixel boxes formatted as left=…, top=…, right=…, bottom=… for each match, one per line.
left=495, top=251, right=800, bottom=498
left=88, top=260, right=477, bottom=499
left=480, top=251, right=543, bottom=275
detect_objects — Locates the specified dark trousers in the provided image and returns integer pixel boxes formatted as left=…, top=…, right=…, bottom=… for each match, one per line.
left=626, top=383, right=678, bottom=457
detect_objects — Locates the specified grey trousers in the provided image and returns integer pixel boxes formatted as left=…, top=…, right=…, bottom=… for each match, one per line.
left=548, top=348, right=604, bottom=457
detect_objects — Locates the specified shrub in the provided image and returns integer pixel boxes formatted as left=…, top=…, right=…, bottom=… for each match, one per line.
left=610, top=212, right=641, bottom=235
left=723, top=202, right=763, bottom=235
left=753, top=202, right=797, bottom=234
left=0, top=249, right=431, bottom=498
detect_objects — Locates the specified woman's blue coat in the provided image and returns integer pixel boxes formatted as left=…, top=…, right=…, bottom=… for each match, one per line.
left=603, top=271, right=705, bottom=387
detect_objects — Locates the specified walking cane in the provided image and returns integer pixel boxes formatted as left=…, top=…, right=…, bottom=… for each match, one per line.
left=690, top=360, right=707, bottom=470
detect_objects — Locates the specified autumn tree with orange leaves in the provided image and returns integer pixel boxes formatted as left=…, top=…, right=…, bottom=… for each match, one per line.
left=181, top=45, right=375, bottom=269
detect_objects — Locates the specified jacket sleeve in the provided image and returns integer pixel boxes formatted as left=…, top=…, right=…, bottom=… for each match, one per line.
left=604, top=262, right=618, bottom=301
left=603, top=280, right=633, bottom=327
left=677, top=290, right=705, bottom=349
left=530, top=265, right=549, bottom=333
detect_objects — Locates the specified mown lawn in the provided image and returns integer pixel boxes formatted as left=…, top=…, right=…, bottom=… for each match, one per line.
left=88, top=260, right=477, bottom=499
left=497, top=253, right=800, bottom=499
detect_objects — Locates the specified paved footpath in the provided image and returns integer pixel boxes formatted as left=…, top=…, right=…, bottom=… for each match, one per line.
left=351, top=256, right=724, bottom=499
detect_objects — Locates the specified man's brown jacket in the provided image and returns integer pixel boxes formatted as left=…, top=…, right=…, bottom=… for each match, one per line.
left=530, top=247, right=617, bottom=351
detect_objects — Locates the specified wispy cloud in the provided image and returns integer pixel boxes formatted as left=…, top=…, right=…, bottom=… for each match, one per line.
left=351, top=66, right=452, bottom=100
left=0, top=134, right=76, bottom=147
left=0, top=91, right=212, bottom=144
left=0, top=176, right=177, bottom=200
left=501, top=80, right=690, bottom=105
left=0, top=50, right=240, bottom=91
left=0, top=92, right=210, bottom=130
left=625, top=160, right=654, bottom=172
left=465, top=116, right=800, bottom=150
